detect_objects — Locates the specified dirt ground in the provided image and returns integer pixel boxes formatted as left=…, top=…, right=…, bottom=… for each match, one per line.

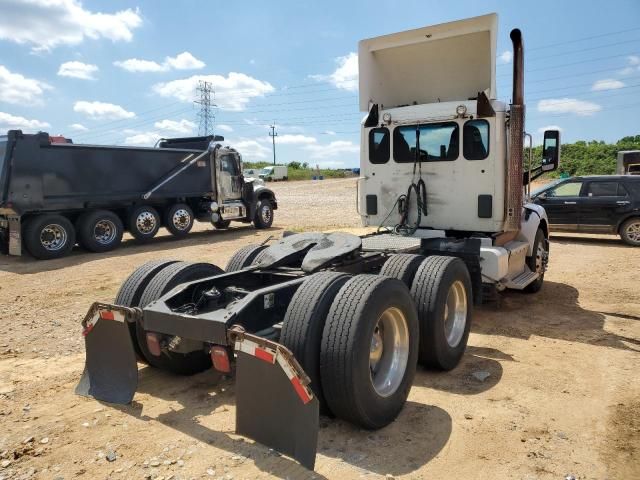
left=0, top=178, right=638, bottom=480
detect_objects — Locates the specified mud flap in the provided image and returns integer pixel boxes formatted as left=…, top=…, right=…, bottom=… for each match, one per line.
left=75, top=303, right=139, bottom=405
left=233, top=331, right=319, bottom=470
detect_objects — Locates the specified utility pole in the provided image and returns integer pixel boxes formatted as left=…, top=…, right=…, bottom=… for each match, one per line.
left=269, top=123, right=278, bottom=165
left=195, top=80, right=216, bottom=136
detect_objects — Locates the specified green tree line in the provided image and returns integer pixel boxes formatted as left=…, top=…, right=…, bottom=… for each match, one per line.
left=532, top=135, right=640, bottom=177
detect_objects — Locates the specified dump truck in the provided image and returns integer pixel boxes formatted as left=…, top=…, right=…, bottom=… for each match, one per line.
left=75, top=13, right=560, bottom=470
left=618, top=150, right=640, bottom=175
left=0, top=133, right=278, bottom=259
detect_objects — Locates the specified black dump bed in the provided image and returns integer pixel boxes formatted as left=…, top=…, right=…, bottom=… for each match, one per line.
left=0, top=130, right=221, bottom=215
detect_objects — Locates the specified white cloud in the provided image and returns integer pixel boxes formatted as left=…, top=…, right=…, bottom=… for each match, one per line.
left=58, top=61, right=98, bottom=80
left=115, top=51, right=205, bottom=73
left=153, top=73, right=274, bottom=111
left=311, top=52, right=358, bottom=91
left=591, top=78, right=625, bottom=91
left=272, top=134, right=317, bottom=145
left=74, top=100, right=135, bottom=120
left=165, top=52, right=205, bottom=70
left=123, top=132, right=162, bottom=147
left=233, top=139, right=271, bottom=159
left=0, top=65, right=51, bottom=105
left=154, top=119, right=196, bottom=134
left=323, top=130, right=336, bottom=135
left=537, top=98, right=601, bottom=116
left=70, top=123, right=88, bottom=131
left=499, top=50, right=513, bottom=64
left=304, top=140, right=359, bottom=159
left=217, top=124, right=233, bottom=132
left=619, top=55, right=640, bottom=75
left=0, top=0, right=142, bottom=51
left=0, top=111, right=50, bottom=131
left=114, top=58, right=166, bottom=73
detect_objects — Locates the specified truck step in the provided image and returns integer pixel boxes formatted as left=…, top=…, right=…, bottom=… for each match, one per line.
left=504, top=268, right=539, bottom=290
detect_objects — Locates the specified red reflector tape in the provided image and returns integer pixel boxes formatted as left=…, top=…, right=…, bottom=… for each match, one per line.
left=254, top=347, right=275, bottom=364
left=291, top=376, right=312, bottom=405
left=82, top=324, right=94, bottom=337
left=99, top=310, right=115, bottom=321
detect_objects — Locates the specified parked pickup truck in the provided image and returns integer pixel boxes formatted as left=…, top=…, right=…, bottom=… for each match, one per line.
left=0, top=131, right=278, bottom=259
left=531, top=175, right=640, bottom=246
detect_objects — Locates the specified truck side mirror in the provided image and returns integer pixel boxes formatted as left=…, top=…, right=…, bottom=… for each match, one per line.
left=541, top=130, right=560, bottom=172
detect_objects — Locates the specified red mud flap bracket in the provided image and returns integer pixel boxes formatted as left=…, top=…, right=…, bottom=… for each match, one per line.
left=75, top=302, right=140, bottom=405
left=230, top=327, right=319, bottom=470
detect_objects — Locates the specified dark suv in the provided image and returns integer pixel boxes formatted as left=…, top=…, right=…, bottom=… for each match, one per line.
left=531, top=175, right=640, bottom=246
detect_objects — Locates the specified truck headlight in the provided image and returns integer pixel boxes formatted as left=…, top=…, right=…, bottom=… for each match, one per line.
left=210, top=201, right=219, bottom=212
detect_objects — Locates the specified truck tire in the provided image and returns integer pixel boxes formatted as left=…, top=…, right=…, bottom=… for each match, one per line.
left=137, top=261, right=224, bottom=375
left=524, top=228, right=548, bottom=293
left=225, top=244, right=268, bottom=272
left=165, top=203, right=194, bottom=237
left=77, top=210, right=124, bottom=253
left=411, top=256, right=472, bottom=370
left=213, top=219, right=231, bottom=230
left=253, top=200, right=274, bottom=229
left=380, top=253, right=425, bottom=287
left=114, top=259, right=180, bottom=362
left=280, top=272, right=351, bottom=412
left=23, top=214, right=76, bottom=260
left=128, top=206, right=161, bottom=241
left=320, top=275, right=419, bottom=429
left=620, top=217, right=640, bottom=246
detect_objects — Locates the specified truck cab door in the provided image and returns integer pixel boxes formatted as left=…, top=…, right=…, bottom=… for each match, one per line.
left=216, top=151, right=243, bottom=203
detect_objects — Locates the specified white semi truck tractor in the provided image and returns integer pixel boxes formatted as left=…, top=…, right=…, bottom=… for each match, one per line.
left=74, top=14, right=560, bottom=470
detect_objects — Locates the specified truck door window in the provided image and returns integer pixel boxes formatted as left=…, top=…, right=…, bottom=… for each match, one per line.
left=463, top=120, right=489, bottom=160
left=586, top=181, right=624, bottom=197
left=548, top=181, right=583, bottom=197
left=221, top=154, right=239, bottom=175
left=393, top=122, right=459, bottom=163
left=369, top=127, right=390, bottom=164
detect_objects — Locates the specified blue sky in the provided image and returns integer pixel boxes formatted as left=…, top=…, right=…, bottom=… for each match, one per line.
left=1, top=0, right=639, bottom=168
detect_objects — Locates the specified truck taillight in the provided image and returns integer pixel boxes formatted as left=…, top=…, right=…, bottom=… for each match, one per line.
left=210, top=346, right=231, bottom=373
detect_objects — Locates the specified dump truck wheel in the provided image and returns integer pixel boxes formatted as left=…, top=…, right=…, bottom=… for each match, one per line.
left=411, top=256, right=472, bottom=370
left=225, top=244, right=268, bottom=272
left=253, top=200, right=274, bottom=229
left=380, top=253, right=425, bottom=287
left=281, top=272, right=351, bottom=413
left=165, top=203, right=194, bottom=237
left=213, top=219, right=231, bottom=229
left=77, top=210, right=124, bottom=253
left=23, top=214, right=76, bottom=260
left=128, top=205, right=161, bottom=241
left=115, top=259, right=180, bottom=362
left=320, top=274, right=419, bottom=429
left=524, top=229, right=547, bottom=293
left=137, top=262, right=224, bottom=375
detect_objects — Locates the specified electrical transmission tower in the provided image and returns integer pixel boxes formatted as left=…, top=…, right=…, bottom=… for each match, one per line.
left=195, top=80, right=216, bottom=136
left=269, top=123, right=278, bottom=165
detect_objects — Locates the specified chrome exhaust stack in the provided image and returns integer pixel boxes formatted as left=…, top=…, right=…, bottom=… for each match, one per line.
left=505, top=28, right=525, bottom=232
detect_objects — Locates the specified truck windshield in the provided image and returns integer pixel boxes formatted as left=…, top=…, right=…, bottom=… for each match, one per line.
left=261, top=168, right=273, bottom=175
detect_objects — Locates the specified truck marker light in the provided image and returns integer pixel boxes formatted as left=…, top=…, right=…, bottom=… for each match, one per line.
left=146, top=333, right=162, bottom=357
left=210, top=346, right=231, bottom=373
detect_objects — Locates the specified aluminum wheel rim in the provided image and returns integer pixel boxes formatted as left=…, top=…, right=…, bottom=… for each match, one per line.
left=136, top=211, right=157, bottom=234
left=534, top=240, right=548, bottom=274
left=369, top=306, right=410, bottom=397
left=260, top=204, right=272, bottom=224
left=172, top=209, right=191, bottom=230
left=40, top=224, right=67, bottom=251
left=94, top=220, right=117, bottom=245
left=444, top=280, right=467, bottom=348
left=626, top=221, right=640, bottom=242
